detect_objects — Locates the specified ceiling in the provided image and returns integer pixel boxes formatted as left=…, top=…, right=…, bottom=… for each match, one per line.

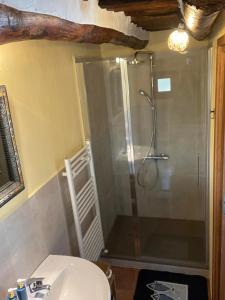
left=0, top=1, right=224, bottom=50
left=99, top=0, right=181, bottom=31
left=99, top=0, right=225, bottom=35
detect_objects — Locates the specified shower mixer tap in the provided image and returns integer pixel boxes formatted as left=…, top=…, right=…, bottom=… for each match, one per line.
left=146, top=153, right=169, bottom=160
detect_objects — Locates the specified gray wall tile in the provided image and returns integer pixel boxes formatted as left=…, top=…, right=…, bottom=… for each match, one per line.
left=57, top=173, right=80, bottom=256
left=0, top=172, right=75, bottom=296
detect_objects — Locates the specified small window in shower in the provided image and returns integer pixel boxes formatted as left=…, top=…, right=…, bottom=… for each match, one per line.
left=157, top=78, right=171, bottom=92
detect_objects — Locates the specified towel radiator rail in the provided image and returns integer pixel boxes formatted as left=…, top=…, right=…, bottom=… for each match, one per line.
left=63, top=141, right=104, bottom=261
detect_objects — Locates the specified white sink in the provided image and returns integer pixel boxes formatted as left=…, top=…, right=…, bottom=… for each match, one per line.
left=31, top=255, right=111, bottom=300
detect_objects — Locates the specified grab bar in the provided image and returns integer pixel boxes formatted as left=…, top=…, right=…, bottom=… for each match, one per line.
left=146, top=153, right=169, bottom=160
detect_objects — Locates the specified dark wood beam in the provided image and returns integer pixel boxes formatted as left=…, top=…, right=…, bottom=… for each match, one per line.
left=126, top=8, right=178, bottom=17
left=132, top=13, right=180, bottom=31
left=99, top=0, right=178, bottom=13
left=0, top=4, right=148, bottom=49
left=99, top=0, right=180, bottom=31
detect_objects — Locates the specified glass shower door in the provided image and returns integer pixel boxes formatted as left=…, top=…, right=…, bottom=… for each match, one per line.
left=127, top=48, right=208, bottom=267
left=79, top=48, right=209, bottom=268
left=80, top=59, right=138, bottom=258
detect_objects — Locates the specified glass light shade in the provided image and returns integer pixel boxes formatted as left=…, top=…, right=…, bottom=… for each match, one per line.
left=168, top=28, right=189, bottom=53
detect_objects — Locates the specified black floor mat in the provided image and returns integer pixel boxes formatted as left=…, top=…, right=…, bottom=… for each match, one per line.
left=134, top=269, right=208, bottom=300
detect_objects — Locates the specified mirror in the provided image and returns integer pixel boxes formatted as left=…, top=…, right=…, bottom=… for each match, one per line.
left=0, top=86, right=24, bottom=207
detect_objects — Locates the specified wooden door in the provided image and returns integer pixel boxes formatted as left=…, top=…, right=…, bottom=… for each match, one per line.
left=213, top=35, right=225, bottom=300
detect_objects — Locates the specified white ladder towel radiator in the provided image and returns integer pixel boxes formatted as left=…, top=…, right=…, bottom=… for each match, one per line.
left=63, top=141, right=104, bottom=261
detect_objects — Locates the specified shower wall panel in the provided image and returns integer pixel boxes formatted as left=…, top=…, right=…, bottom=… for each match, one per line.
left=128, top=48, right=208, bottom=221
left=82, top=62, right=117, bottom=239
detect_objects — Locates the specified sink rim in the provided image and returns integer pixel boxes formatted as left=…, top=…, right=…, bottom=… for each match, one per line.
left=31, top=255, right=111, bottom=300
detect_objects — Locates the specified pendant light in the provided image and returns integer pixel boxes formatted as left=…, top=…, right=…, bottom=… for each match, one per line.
left=168, top=23, right=189, bottom=53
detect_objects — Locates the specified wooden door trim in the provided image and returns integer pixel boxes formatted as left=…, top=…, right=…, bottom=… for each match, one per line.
left=212, top=34, right=225, bottom=300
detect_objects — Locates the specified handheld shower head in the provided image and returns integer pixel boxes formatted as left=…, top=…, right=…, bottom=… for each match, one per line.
left=138, top=89, right=154, bottom=107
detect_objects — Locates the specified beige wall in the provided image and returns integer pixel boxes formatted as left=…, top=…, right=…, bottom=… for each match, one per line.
left=0, top=40, right=101, bottom=221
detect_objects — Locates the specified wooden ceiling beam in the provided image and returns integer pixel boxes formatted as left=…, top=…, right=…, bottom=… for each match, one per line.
left=125, top=8, right=178, bottom=17
left=132, top=13, right=179, bottom=23
left=99, top=0, right=178, bottom=13
left=0, top=4, right=148, bottom=49
left=132, top=13, right=180, bottom=30
left=99, top=0, right=223, bottom=37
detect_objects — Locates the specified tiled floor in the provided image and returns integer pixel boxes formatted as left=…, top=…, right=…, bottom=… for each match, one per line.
left=104, top=215, right=206, bottom=265
left=112, top=266, right=139, bottom=300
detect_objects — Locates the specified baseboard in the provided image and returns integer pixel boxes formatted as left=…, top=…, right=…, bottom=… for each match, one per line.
left=102, top=257, right=209, bottom=278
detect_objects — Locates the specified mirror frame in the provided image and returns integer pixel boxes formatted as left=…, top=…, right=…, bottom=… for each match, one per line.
left=0, top=85, right=24, bottom=207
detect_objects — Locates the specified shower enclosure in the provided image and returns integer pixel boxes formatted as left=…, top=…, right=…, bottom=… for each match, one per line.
left=76, top=47, right=209, bottom=268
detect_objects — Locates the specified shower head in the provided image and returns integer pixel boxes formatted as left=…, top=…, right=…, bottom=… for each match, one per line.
left=138, top=89, right=154, bottom=107
left=128, top=51, right=154, bottom=65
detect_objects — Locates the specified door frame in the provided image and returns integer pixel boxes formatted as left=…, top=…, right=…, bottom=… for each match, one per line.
left=212, top=34, right=225, bottom=300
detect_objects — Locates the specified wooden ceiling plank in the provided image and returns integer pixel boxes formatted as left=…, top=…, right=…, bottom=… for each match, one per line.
left=131, top=13, right=179, bottom=22
left=100, top=0, right=224, bottom=37
left=131, top=13, right=180, bottom=30
left=99, top=0, right=178, bottom=13
left=125, top=8, right=179, bottom=17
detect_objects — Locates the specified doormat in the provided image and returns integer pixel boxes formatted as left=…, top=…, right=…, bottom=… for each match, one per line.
left=134, top=270, right=208, bottom=300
